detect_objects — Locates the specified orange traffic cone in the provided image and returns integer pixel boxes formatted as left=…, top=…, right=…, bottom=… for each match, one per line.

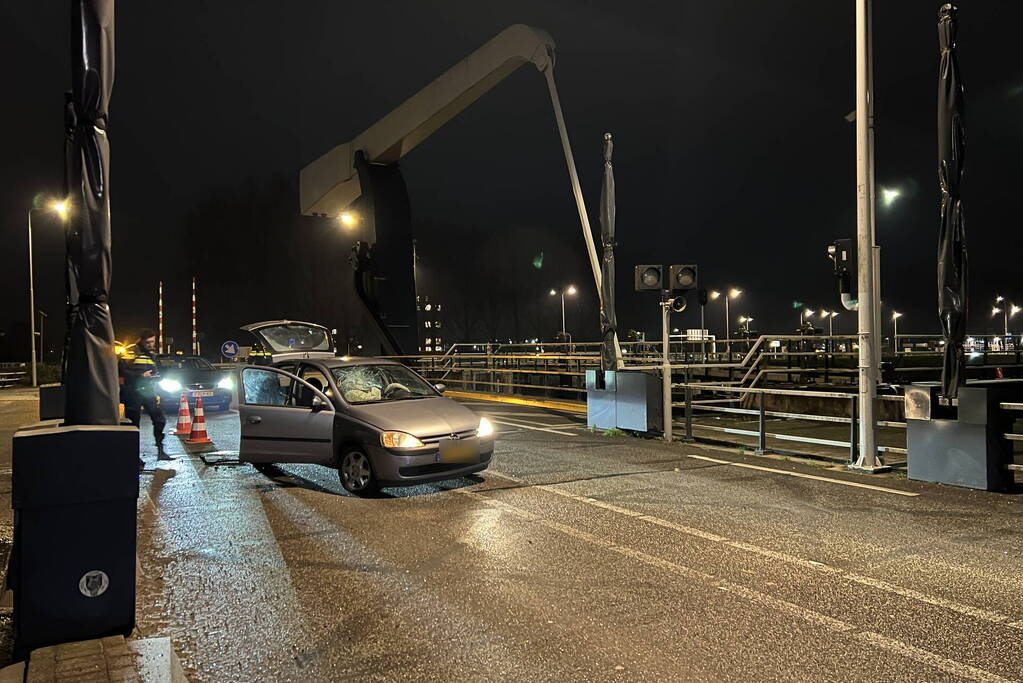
left=186, top=396, right=212, bottom=444
left=174, top=392, right=193, bottom=436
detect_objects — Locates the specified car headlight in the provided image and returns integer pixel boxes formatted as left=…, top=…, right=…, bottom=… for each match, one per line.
left=477, top=417, right=495, bottom=438
left=158, top=378, right=182, bottom=393
left=217, top=377, right=235, bottom=390
left=380, top=431, right=425, bottom=449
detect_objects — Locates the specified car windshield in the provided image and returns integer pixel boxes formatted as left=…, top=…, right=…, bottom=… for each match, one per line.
left=255, top=324, right=332, bottom=354
left=158, top=357, right=214, bottom=371
left=331, top=364, right=437, bottom=404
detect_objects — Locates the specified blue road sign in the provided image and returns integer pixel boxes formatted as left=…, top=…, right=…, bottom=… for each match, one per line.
left=221, top=341, right=240, bottom=358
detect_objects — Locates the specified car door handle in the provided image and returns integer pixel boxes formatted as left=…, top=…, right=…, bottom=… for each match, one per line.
left=247, top=416, right=262, bottom=424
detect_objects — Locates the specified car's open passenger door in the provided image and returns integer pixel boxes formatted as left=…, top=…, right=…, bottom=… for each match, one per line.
left=238, top=366, right=335, bottom=464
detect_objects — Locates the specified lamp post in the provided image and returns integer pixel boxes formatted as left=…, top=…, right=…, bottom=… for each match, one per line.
left=38, top=310, right=48, bottom=366
left=710, top=288, right=741, bottom=357
left=992, top=296, right=1019, bottom=341
left=892, top=311, right=902, bottom=350
left=549, top=285, right=577, bottom=341
left=27, top=199, right=68, bottom=387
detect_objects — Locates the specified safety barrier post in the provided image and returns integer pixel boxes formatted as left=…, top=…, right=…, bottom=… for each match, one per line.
left=756, top=391, right=767, bottom=454
left=684, top=386, right=694, bottom=441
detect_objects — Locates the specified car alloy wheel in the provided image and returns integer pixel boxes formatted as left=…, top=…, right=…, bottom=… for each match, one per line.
left=339, top=449, right=377, bottom=496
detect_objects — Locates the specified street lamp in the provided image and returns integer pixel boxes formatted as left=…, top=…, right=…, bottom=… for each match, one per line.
left=892, top=311, right=903, bottom=348
left=27, top=197, right=69, bottom=387
left=549, top=285, right=577, bottom=341
left=880, top=186, right=901, bottom=207
left=338, top=211, right=358, bottom=228
left=801, top=308, right=815, bottom=330
left=37, top=310, right=48, bottom=366
left=991, top=296, right=1019, bottom=340
left=711, top=289, right=741, bottom=355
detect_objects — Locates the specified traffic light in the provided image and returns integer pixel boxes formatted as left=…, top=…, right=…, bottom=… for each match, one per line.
left=827, top=239, right=855, bottom=294
left=669, top=296, right=687, bottom=313
left=669, top=264, right=698, bottom=292
left=634, top=265, right=664, bottom=291
left=698, top=288, right=708, bottom=306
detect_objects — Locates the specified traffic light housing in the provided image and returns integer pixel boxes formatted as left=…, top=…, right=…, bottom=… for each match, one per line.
left=669, top=296, right=687, bottom=313
left=827, top=239, right=855, bottom=295
left=698, top=288, right=708, bottom=307
left=634, top=265, right=664, bottom=291
left=669, top=264, right=698, bottom=292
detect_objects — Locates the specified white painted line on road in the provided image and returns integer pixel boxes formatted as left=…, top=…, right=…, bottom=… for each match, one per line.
left=685, top=454, right=920, bottom=497
left=489, top=418, right=577, bottom=437
left=484, top=470, right=1018, bottom=630
left=853, top=631, right=1013, bottom=683
left=458, top=485, right=1012, bottom=682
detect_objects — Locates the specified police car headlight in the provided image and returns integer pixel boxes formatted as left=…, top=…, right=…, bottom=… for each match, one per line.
left=158, top=379, right=182, bottom=393
left=380, top=431, right=424, bottom=449
left=217, top=377, right=235, bottom=390
left=477, top=417, right=495, bottom=438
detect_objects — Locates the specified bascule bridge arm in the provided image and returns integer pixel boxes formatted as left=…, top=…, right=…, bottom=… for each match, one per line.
left=300, top=23, right=620, bottom=367
left=300, top=24, right=555, bottom=217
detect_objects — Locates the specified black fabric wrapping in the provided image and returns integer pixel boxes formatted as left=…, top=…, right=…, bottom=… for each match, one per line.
left=937, top=3, right=968, bottom=399
left=598, top=134, right=617, bottom=371
left=63, top=0, right=120, bottom=425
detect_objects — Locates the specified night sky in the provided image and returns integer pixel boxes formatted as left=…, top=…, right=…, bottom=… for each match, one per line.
left=3, top=1, right=1023, bottom=360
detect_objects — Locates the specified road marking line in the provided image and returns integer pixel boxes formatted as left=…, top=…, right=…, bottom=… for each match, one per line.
left=484, top=470, right=1017, bottom=628
left=685, top=454, right=920, bottom=497
left=489, top=418, right=577, bottom=436
left=458, top=487, right=1009, bottom=681
left=853, top=631, right=1013, bottom=682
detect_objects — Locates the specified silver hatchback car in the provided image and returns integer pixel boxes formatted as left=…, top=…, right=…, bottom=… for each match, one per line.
left=236, top=323, right=494, bottom=495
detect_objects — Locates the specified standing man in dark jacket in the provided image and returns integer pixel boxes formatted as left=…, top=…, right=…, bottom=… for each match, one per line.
left=119, top=329, right=172, bottom=463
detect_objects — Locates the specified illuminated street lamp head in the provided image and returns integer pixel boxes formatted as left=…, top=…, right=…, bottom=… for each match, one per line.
left=566, top=285, right=577, bottom=296
left=804, top=309, right=814, bottom=318
left=881, top=187, right=901, bottom=207
left=549, top=289, right=557, bottom=297
left=1012, top=305, right=1022, bottom=316
left=819, top=309, right=828, bottom=317
left=993, top=307, right=1002, bottom=316
left=728, top=288, right=742, bottom=299
left=996, top=295, right=1004, bottom=303
left=892, top=311, right=903, bottom=320
left=50, top=200, right=69, bottom=220
left=830, top=311, right=839, bottom=318
left=709, top=290, right=721, bottom=300
left=338, top=212, right=357, bottom=227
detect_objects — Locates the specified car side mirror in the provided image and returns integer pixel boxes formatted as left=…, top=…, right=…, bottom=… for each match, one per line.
left=311, top=395, right=329, bottom=412
left=434, top=383, right=446, bottom=394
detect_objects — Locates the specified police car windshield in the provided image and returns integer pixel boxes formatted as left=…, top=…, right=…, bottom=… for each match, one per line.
left=256, top=324, right=332, bottom=353
left=158, top=357, right=214, bottom=371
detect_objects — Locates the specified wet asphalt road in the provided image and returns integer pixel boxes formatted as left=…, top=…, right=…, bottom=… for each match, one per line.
left=4, top=391, right=1023, bottom=680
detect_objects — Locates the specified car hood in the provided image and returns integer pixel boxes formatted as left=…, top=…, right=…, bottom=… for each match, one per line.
left=346, top=397, right=480, bottom=437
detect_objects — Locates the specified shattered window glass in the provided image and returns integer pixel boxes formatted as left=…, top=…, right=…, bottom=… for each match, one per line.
left=331, top=364, right=437, bottom=404
left=242, top=368, right=290, bottom=406
left=254, top=324, right=332, bottom=354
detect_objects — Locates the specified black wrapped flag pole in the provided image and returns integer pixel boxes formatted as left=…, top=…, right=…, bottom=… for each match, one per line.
left=598, top=133, right=619, bottom=372
left=63, top=0, right=120, bottom=425
left=937, top=3, right=968, bottom=400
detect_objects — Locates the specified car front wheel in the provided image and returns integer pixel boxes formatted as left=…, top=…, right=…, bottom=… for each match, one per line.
left=338, top=448, right=379, bottom=497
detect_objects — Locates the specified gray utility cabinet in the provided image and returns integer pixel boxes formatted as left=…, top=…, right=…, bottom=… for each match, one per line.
left=11, top=423, right=139, bottom=656
left=905, top=380, right=1022, bottom=491
left=586, top=370, right=662, bottom=433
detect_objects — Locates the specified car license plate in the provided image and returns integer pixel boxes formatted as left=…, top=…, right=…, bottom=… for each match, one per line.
left=438, top=437, right=479, bottom=464
left=194, top=391, right=214, bottom=397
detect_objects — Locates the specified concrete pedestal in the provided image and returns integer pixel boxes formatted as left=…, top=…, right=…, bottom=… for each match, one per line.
left=905, top=382, right=1020, bottom=491
left=586, top=370, right=661, bottom=433
left=11, top=424, right=140, bottom=656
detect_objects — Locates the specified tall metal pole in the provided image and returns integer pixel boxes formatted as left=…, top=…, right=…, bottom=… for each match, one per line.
left=725, top=296, right=731, bottom=358
left=191, top=276, right=198, bottom=355
left=700, top=304, right=706, bottom=359
left=851, top=0, right=884, bottom=472
left=661, top=294, right=672, bottom=442
left=27, top=210, right=37, bottom=387
left=38, top=310, right=47, bottom=366
left=561, top=291, right=566, bottom=337
left=158, top=280, right=164, bottom=354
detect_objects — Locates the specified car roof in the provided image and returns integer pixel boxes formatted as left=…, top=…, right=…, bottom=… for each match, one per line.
left=157, top=354, right=204, bottom=360
left=295, top=356, right=402, bottom=369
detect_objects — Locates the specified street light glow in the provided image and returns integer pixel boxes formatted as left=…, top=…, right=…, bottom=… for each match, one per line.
left=50, top=200, right=69, bottom=220
left=820, top=309, right=828, bottom=317
left=993, top=307, right=1002, bottom=316
left=892, top=311, right=903, bottom=320
left=805, top=309, right=814, bottom=318
left=729, top=288, right=742, bottom=299
left=566, top=285, right=577, bottom=296
left=339, top=212, right=357, bottom=227
left=881, top=187, right=901, bottom=207
left=549, top=289, right=557, bottom=296
left=709, top=290, right=721, bottom=300
left=996, top=295, right=1005, bottom=303
left=1013, top=305, right=1022, bottom=316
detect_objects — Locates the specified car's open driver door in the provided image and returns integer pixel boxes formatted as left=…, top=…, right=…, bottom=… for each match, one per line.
left=238, top=366, right=335, bottom=464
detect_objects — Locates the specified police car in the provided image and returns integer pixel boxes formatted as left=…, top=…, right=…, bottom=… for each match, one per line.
left=154, top=355, right=234, bottom=412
